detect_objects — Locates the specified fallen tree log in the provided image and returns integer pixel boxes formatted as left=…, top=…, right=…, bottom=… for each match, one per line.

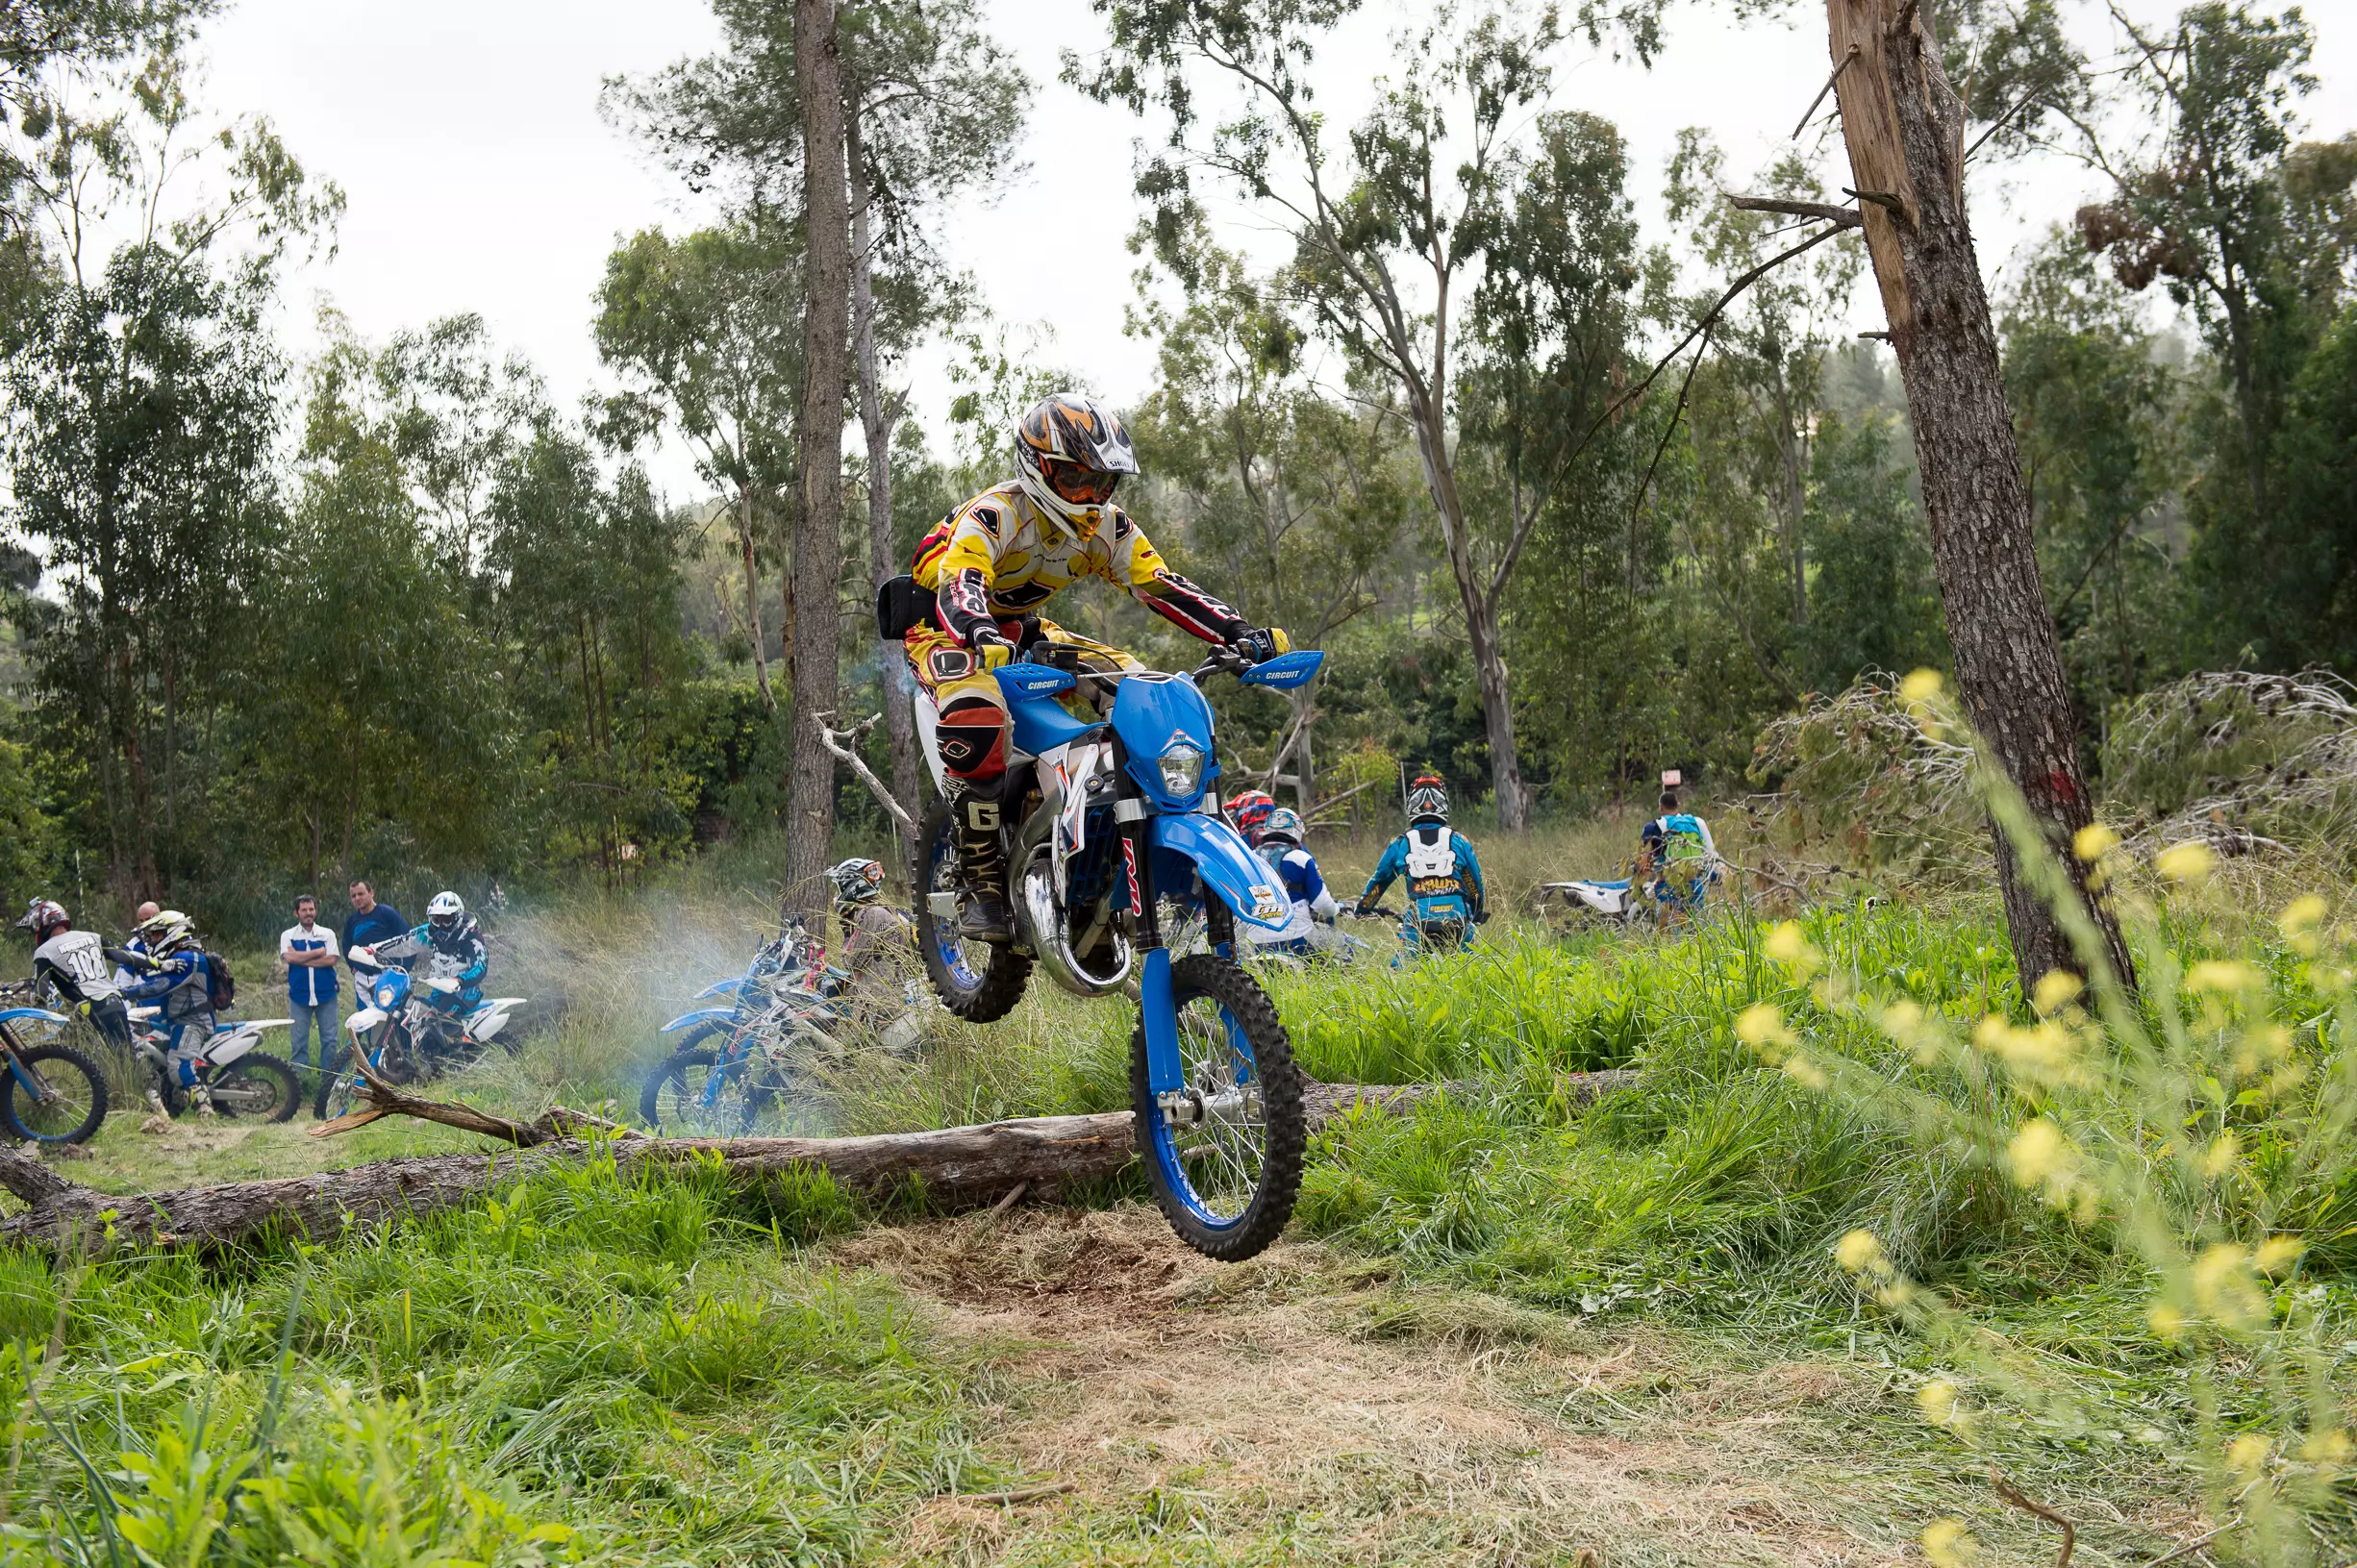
left=0, top=1067, right=1642, bottom=1255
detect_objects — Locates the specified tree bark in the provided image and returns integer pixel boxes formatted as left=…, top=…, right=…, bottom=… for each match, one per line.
left=787, top=0, right=852, bottom=924
left=738, top=483, right=776, bottom=709
left=0, top=1071, right=1642, bottom=1254
left=1823, top=0, right=2135, bottom=991
left=846, top=107, right=923, bottom=843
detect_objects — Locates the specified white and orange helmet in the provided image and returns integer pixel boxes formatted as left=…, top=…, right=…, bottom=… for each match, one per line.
left=1014, top=392, right=1141, bottom=542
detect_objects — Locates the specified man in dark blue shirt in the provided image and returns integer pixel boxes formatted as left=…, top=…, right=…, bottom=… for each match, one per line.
left=341, top=881, right=407, bottom=968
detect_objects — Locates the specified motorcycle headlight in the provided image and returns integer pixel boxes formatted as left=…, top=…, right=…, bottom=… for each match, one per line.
left=376, top=983, right=397, bottom=1008
left=1157, top=743, right=1204, bottom=797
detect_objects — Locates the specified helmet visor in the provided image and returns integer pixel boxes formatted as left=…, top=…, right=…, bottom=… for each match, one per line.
left=1041, top=458, right=1118, bottom=507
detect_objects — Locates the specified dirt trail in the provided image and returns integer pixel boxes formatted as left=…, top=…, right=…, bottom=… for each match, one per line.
left=837, top=1205, right=1949, bottom=1567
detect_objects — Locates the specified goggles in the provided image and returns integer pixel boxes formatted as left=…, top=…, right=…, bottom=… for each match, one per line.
left=1041, top=458, right=1119, bottom=507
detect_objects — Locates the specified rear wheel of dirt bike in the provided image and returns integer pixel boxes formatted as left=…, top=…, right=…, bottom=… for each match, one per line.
left=1129, top=954, right=1305, bottom=1263
left=209, top=1055, right=299, bottom=1122
left=0, top=1042, right=108, bottom=1144
left=915, top=799, right=1032, bottom=1023
left=639, top=1032, right=730, bottom=1132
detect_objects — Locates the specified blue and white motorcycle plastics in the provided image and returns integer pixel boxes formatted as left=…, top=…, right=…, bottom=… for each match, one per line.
left=916, top=644, right=1321, bottom=1261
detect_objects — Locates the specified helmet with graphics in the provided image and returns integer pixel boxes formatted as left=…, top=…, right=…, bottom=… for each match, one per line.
left=829, top=858, right=886, bottom=908
left=137, top=908, right=197, bottom=957
left=1260, top=808, right=1306, bottom=848
left=15, top=899, right=67, bottom=943
left=1014, top=392, right=1141, bottom=542
left=1225, top=789, right=1276, bottom=843
left=1405, top=773, right=1449, bottom=826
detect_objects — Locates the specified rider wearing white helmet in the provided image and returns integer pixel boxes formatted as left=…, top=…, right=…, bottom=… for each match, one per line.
left=1245, top=809, right=1343, bottom=954
left=119, top=909, right=219, bottom=1111
left=902, top=392, right=1289, bottom=943
left=406, top=892, right=489, bottom=1038
left=830, top=857, right=915, bottom=1008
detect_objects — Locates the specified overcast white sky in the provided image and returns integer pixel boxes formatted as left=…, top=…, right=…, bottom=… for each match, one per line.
left=197, top=0, right=2353, bottom=506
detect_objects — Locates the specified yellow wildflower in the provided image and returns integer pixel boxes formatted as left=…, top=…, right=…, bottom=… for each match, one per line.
left=2186, top=959, right=2262, bottom=994
left=1735, top=1003, right=1788, bottom=1047
left=2007, top=1118, right=2080, bottom=1205
left=1781, top=1054, right=1830, bottom=1090
left=2227, top=1433, right=2271, bottom=1475
left=1900, top=668, right=1945, bottom=703
left=2255, top=1235, right=2305, bottom=1276
left=2201, top=1133, right=2243, bottom=1178
left=1921, top=1518, right=1979, bottom=1567
left=2281, top=894, right=2327, bottom=934
left=2146, top=1303, right=2185, bottom=1340
left=2072, top=822, right=2120, bottom=861
left=2031, top=969, right=2084, bottom=1015
left=2302, top=1428, right=2352, bottom=1466
left=1917, top=1379, right=1958, bottom=1424
left=1835, top=1229, right=1884, bottom=1273
left=1763, top=921, right=1822, bottom=976
left=2157, top=840, right=2217, bottom=884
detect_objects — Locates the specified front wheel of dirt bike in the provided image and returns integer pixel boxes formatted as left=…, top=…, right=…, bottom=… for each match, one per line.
left=1129, top=953, right=1305, bottom=1263
left=0, top=1042, right=108, bottom=1144
left=209, top=1054, right=299, bottom=1122
left=915, top=799, right=1032, bottom=1023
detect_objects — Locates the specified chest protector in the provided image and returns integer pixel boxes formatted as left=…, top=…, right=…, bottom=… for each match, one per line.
left=1406, top=826, right=1456, bottom=881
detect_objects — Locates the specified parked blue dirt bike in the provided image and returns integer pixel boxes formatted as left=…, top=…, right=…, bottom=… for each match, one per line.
left=914, top=643, right=1322, bottom=1261
left=639, top=922, right=852, bottom=1134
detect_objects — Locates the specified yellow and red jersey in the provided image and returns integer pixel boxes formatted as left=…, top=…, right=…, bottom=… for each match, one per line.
left=911, top=482, right=1249, bottom=647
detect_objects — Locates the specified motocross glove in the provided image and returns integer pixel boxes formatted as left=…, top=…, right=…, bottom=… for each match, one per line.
left=968, top=626, right=1018, bottom=672
left=1229, top=627, right=1291, bottom=665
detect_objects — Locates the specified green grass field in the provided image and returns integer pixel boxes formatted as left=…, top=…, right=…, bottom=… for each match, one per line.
left=0, top=821, right=2349, bottom=1564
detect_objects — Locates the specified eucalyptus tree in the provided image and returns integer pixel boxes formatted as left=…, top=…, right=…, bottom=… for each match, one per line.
left=593, top=217, right=803, bottom=709
left=1072, top=2, right=1675, bottom=830
left=1131, top=221, right=1416, bottom=813
left=608, top=0, right=1026, bottom=834
left=0, top=47, right=337, bottom=893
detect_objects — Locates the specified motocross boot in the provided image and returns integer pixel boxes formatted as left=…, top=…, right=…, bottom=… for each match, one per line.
left=956, top=790, right=1015, bottom=945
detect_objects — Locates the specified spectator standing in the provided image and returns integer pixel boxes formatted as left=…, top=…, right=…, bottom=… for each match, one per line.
left=341, top=881, right=406, bottom=970
left=117, top=899, right=163, bottom=988
left=280, top=895, right=339, bottom=1074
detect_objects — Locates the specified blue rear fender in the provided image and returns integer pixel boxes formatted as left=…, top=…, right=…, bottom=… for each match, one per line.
left=1149, top=814, right=1291, bottom=933
left=694, top=978, right=748, bottom=1001
left=0, top=1008, right=66, bottom=1027
left=662, top=1007, right=738, bottom=1035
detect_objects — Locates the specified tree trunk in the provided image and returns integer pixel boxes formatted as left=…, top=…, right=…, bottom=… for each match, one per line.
left=1401, top=389, right=1531, bottom=831
left=0, top=1072, right=1642, bottom=1255
left=737, top=484, right=774, bottom=709
left=846, top=108, right=923, bottom=843
left=787, top=0, right=852, bottom=924
left=1824, top=0, right=2135, bottom=991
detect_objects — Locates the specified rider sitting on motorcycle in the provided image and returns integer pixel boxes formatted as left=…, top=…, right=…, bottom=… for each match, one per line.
left=1244, top=809, right=1345, bottom=958
left=1357, top=776, right=1487, bottom=953
left=405, top=892, right=487, bottom=1054
left=832, top=858, right=915, bottom=1023
left=906, top=391, right=1288, bottom=944
left=15, top=899, right=137, bottom=1053
left=118, top=909, right=217, bottom=1113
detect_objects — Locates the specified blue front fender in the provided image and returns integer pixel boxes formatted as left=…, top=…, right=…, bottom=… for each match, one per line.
left=693, top=978, right=747, bottom=1001
left=661, top=1007, right=738, bottom=1035
left=0, top=1008, right=65, bottom=1026
left=1149, top=813, right=1291, bottom=933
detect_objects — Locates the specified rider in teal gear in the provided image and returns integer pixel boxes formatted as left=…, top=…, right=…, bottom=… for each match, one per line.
left=1357, top=775, right=1486, bottom=953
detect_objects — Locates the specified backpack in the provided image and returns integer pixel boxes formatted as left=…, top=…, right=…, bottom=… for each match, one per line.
left=205, top=949, right=237, bottom=1011
left=1654, top=814, right=1714, bottom=897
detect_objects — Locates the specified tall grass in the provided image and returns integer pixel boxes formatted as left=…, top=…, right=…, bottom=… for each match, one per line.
left=0, top=1151, right=995, bottom=1563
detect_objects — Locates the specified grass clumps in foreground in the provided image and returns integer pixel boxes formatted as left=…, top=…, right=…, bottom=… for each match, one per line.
left=0, top=1153, right=996, bottom=1565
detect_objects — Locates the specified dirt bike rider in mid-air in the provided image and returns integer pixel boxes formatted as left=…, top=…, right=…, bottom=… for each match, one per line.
left=1356, top=775, right=1488, bottom=953
left=402, top=892, right=487, bottom=1058
left=905, top=391, right=1290, bottom=944
left=118, top=909, right=222, bottom=1114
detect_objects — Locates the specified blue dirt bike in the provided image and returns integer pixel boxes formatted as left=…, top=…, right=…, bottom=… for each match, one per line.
left=639, top=922, right=853, bottom=1134
left=915, top=643, right=1322, bottom=1261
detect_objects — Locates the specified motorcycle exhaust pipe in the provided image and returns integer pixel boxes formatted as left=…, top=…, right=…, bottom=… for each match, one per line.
left=1017, top=849, right=1133, bottom=999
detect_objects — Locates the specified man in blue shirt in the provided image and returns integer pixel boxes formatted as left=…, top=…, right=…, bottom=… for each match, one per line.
left=279, top=894, right=339, bottom=1075
left=341, top=881, right=406, bottom=966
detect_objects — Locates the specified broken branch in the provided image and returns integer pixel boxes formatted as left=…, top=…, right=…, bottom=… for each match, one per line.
left=1989, top=1471, right=2075, bottom=1568
left=1727, top=194, right=1863, bottom=230
left=1793, top=45, right=1860, bottom=138
left=815, top=710, right=917, bottom=840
